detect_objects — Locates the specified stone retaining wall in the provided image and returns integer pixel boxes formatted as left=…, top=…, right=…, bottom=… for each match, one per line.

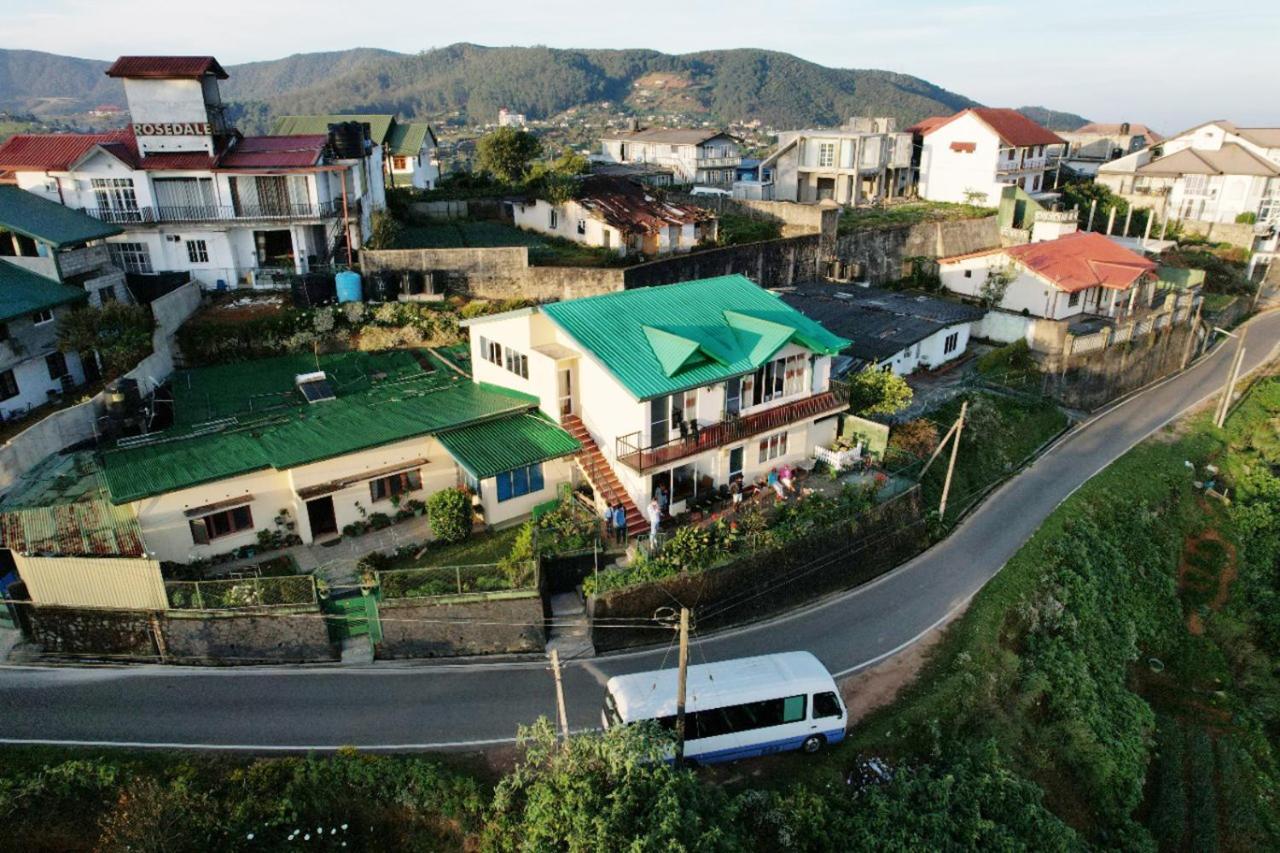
left=376, top=590, right=544, bottom=658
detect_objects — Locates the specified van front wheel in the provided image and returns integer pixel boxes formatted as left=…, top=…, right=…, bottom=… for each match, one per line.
left=801, top=735, right=825, bottom=755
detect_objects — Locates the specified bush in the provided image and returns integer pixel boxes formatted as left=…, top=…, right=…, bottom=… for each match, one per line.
left=889, top=419, right=939, bottom=460
left=1236, top=211, right=1257, bottom=225
left=427, top=488, right=472, bottom=544
left=56, top=302, right=155, bottom=379
left=846, top=367, right=912, bottom=416
left=717, top=212, right=782, bottom=245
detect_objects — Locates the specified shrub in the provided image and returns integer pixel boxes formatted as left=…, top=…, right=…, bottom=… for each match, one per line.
left=427, top=488, right=472, bottom=544
left=1236, top=211, right=1257, bottom=225
left=56, top=302, right=155, bottom=379
left=846, top=367, right=912, bottom=416
left=889, top=419, right=939, bottom=460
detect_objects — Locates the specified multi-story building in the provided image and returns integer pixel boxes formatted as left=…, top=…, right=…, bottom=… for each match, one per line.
left=512, top=175, right=717, bottom=257
left=0, top=186, right=135, bottom=418
left=461, top=275, right=849, bottom=533
left=0, top=56, right=385, bottom=290
left=1097, top=120, right=1280, bottom=228
left=1058, top=122, right=1161, bottom=165
left=753, top=117, right=914, bottom=205
left=597, top=126, right=742, bottom=187
left=910, top=108, right=1065, bottom=205
left=272, top=113, right=439, bottom=190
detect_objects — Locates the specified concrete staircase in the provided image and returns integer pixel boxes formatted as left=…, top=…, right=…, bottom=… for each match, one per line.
left=545, top=591, right=595, bottom=660
left=562, top=415, right=648, bottom=538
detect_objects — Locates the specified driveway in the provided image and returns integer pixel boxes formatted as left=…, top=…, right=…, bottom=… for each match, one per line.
left=1, top=311, right=1279, bottom=751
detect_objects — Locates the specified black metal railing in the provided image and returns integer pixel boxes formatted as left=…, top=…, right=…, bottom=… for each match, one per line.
left=81, top=202, right=340, bottom=224
left=615, top=391, right=846, bottom=473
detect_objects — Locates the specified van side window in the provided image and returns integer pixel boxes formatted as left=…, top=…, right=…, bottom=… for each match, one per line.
left=813, top=691, right=842, bottom=719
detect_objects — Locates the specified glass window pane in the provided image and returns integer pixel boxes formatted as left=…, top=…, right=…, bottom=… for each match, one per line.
left=529, top=463, right=544, bottom=492
left=496, top=472, right=513, bottom=502
left=782, top=695, right=806, bottom=723
left=813, top=692, right=842, bottom=719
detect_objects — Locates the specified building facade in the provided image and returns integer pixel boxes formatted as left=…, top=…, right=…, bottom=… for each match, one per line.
left=0, top=56, right=386, bottom=290
left=273, top=113, right=440, bottom=190
left=597, top=127, right=742, bottom=187
left=756, top=118, right=914, bottom=205
left=911, top=108, right=1065, bottom=205
left=462, top=276, right=850, bottom=527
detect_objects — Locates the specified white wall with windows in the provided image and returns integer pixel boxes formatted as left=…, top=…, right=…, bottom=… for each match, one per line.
left=919, top=114, right=1051, bottom=205
left=940, top=254, right=1107, bottom=320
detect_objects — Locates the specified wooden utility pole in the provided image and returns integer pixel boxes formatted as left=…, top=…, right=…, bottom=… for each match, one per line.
left=550, top=649, right=570, bottom=742
left=1179, top=300, right=1204, bottom=370
left=938, top=401, right=967, bottom=518
left=1087, top=199, right=1097, bottom=232
left=920, top=419, right=959, bottom=476
left=674, top=607, right=690, bottom=767
left=1214, top=328, right=1248, bottom=428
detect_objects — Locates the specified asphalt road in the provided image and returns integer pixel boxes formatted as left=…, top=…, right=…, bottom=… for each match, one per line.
left=3, top=310, right=1279, bottom=751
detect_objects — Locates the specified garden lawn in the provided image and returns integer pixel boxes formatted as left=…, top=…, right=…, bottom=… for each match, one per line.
left=918, top=390, right=1068, bottom=525
left=390, top=525, right=523, bottom=570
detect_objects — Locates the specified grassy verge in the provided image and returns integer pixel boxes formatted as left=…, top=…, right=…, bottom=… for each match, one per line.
left=839, top=201, right=996, bottom=234
left=717, top=212, right=782, bottom=245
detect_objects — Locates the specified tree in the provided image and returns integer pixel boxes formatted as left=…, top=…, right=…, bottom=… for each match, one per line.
left=474, top=127, right=542, bottom=183
left=365, top=209, right=402, bottom=250
left=979, top=265, right=1014, bottom=307
left=427, top=487, right=472, bottom=544
left=847, top=367, right=913, bottom=416
left=56, top=302, right=154, bottom=379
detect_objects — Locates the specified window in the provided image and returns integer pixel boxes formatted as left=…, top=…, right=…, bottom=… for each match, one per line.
left=46, top=351, right=69, bottom=380
left=660, top=694, right=808, bottom=740
left=96, top=285, right=117, bottom=305
left=32, top=309, right=54, bottom=325
left=91, top=177, right=140, bottom=220
left=109, top=242, right=153, bottom=274
left=186, top=239, right=209, bottom=264
left=576, top=219, right=586, bottom=235
left=758, top=430, right=788, bottom=463
left=817, top=142, right=836, bottom=168
left=0, top=369, right=18, bottom=401
left=749, top=354, right=804, bottom=406
left=189, top=505, right=253, bottom=545
left=478, top=336, right=503, bottom=366
left=1184, top=174, right=1208, bottom=196
left=370, top=469, right=422, bottom=502
left=495, top=463, right=545, bottom=502
left=943, top=332, right=960, bottom=355
left=504, top=347, right=529, bottom=379
left=392, top=156, right=408, bottom=170
left=1032, top=175, right=1041, bottom=192
left=813, top=692, right=842, bottom=719
left=548, top=209, right=558, bottom=229
left=1068, top=291, right=1081, bottom=307
left=963, top=269, right=973, bottom=278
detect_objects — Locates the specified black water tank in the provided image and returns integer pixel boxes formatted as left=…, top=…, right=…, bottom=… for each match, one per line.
left=327, top=121, right=368, bottom=159
left=401, top=270, right=424, bottom=296
left=105, top=378, right=140, bottom=419
left=291, top=272, right=336, bottom=309
left=369, top=270, right=399, bottom=302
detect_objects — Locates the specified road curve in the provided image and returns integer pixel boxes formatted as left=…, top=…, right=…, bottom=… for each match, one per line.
left=3, top=310, right=1279, bottom=751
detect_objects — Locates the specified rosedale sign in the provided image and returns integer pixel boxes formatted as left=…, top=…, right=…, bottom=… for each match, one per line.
left=133, top=122, right=212, bottom=136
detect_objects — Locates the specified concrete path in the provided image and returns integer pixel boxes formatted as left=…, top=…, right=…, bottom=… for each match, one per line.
left=1, top=310, right=1278, bottom=751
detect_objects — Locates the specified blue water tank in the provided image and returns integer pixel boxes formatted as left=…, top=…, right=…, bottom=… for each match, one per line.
left=335, top=270, right=362, bottom=303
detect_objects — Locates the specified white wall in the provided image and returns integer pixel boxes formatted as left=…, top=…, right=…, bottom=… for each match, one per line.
left=477, top=456, right=574, bottom=528
left=940, top=254, right=1103, bottom=320
left=878, top=323, right=971, bottom=375
left=122, top=78, right=216, bottom=155
left=512, top=199, right=625, bottom=255
left=920, top=114, right=1049, bottom=205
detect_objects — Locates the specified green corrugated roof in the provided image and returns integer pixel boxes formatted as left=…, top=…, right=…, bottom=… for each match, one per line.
left=270, top=114, right=396, bottom=144
left=438, top=412, right=581, bottom=480
left=99, top=349, right=547, bottom=503
left=0, top=186, right=122, bottom=248
left=540, top=275, right=851, bottom=400
left=0, top=258, right=86, bottom=323
left=386, top=122, right=433, bottom=156
left=1157, top=266, right=1207, bottom=290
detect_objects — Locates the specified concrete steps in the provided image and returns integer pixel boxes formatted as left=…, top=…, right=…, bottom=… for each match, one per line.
left=562, top=415, right=648, bottom=537
left=545, top=591, right=594, bottom=660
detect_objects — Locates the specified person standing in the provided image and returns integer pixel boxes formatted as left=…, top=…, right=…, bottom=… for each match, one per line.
left=729, top=476, right=743, bottom=511
left=648, top=497, right=661, bottom=545
left=612, top=503, right=627, bottom=545
left=657, top=484, right=670, bottom=518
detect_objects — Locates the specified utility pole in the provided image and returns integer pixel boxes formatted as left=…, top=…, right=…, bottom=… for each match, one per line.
left=674, top=607, right=690, bottom=767
left=1214, top=327, right=1248, bottom=428
left=549, top=649, right=570, bottom=742
left=938, top=401, right=967, bottom=518
left=1179, top=299, right=1204, bottom=370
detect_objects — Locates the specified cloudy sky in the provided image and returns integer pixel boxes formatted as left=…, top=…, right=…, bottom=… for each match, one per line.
left=4, top=0, right=1276, bottom=132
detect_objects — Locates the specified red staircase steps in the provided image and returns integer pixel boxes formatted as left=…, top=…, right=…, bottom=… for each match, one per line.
left=563, top=415, right=648, bottom=537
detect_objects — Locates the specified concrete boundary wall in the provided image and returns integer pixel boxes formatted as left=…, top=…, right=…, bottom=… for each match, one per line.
left=0, top=281, right=202, bottom=491
left=375, top=590, right=544, bottom=658
left=361, top=247, right=624, bottom=301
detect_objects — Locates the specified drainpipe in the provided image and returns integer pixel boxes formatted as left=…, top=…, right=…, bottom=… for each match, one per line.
left=46, top=172, right=65, bottom=205
left=340, top=169, right=354, bottom=267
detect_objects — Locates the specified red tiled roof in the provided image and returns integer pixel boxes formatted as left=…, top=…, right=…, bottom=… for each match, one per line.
left=218, top=135, right=327, bottom=169
left=906, top=116, right=949, bottom=135
left=105, top=56, right=228, bottom=79
left=1006, top=232, right=1155, bottom=293
left=0, top=130, right=131, bottom=171
left=918, top=108, right=1065, bottom=148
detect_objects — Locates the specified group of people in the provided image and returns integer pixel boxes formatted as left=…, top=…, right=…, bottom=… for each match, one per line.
left=767, top=463, right=797, bottom=500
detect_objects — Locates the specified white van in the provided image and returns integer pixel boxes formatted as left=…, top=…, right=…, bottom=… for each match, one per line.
left=689, top=186, right=731, bottom=197
left=602, top=651, right=847, bottom=763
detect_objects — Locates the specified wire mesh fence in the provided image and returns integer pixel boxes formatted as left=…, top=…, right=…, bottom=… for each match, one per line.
left=165, top=574, right=317, bottom=611
left=377, top=561, right=537, bottom=600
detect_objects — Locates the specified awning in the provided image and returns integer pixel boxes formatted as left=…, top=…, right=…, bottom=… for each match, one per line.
left=436, top=413, right=581, bottom=480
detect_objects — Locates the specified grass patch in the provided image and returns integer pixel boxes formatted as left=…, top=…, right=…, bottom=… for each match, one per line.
left=393, top=219, right=630, bottom=267
left=919, top=390, right=1068, bottom=524
left=839, top=201, right=996, bottom=234
left=391, top=525, right=523, bottom=570
left=717, top=212, right=782, bottom=245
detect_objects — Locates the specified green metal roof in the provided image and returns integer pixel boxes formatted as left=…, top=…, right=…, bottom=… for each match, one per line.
left=100, top=349, right=547, bottom=503
left=270, top=114, right=396, bottom=144
left=438, top=412, right=581, bottom=480
left=0, top=186, right=122, bottom=248
left=1157, top=266, right=1207, bottom=291
left=386, top=122, right=433, bottom=156
left=540, top=275, right=851, bottom=400
left=0, top=258, right=86, bottom=323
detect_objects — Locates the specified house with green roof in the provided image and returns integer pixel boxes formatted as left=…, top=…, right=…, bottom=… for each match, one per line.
left=82, top=348, right=579, bottom=564
left=271, top=114, right=439, bottom=189
left=461, top=274, right=851, bottom=535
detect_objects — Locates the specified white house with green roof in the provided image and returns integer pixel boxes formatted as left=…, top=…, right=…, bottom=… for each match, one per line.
left=82, top=349, right=579, bottom=564
left=461, top=275, right=850, bottom=529
left=271, top=114, right=439, bottom=190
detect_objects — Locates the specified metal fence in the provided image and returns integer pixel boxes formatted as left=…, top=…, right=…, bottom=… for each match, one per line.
left=377, top=561, right=536, bottom=600
left=165, top=574, right=317, bottom=611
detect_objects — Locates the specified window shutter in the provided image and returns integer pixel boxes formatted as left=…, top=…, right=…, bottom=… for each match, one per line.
left=189, top=517, right=210, bottom=545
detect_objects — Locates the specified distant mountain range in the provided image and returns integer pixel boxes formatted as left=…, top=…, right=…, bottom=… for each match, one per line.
left=0, top=44, right=1091, bottom=133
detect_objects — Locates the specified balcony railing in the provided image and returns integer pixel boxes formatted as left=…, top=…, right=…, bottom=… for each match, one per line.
left=615, top=390, right=847, bottom=473
left=80, top=202, right=340, bottom=225
left=696, top=156, right=742, bottom=168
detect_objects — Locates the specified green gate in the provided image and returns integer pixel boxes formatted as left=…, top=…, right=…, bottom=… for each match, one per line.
left=322, top=589, right=382, bottom=644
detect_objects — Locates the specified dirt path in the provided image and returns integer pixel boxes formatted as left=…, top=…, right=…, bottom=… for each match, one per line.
left=838, top=609, right=961, bottom=725
left=1176, top=525, right=1238, bottom=636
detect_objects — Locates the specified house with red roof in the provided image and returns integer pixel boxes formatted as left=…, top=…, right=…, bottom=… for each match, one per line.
left=938, top=231, right=1163, bottom=330
left=0, top=56, right=386, bottom=289
left=908, top=108, right=1065, bottom=205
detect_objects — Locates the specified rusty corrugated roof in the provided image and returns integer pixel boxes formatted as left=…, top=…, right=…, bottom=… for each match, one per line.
left=573, top=175, right=715, bottom=235
left=105, top=56, right=228, bottom=79
left=0, top=454, right=145, bottom=557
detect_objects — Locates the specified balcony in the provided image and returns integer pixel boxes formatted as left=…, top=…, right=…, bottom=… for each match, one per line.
left=615, top=390, right=847, bottom=473
left=696, top=155, right=742, bottom=169
left=80, top=202, right=341, bottom=226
